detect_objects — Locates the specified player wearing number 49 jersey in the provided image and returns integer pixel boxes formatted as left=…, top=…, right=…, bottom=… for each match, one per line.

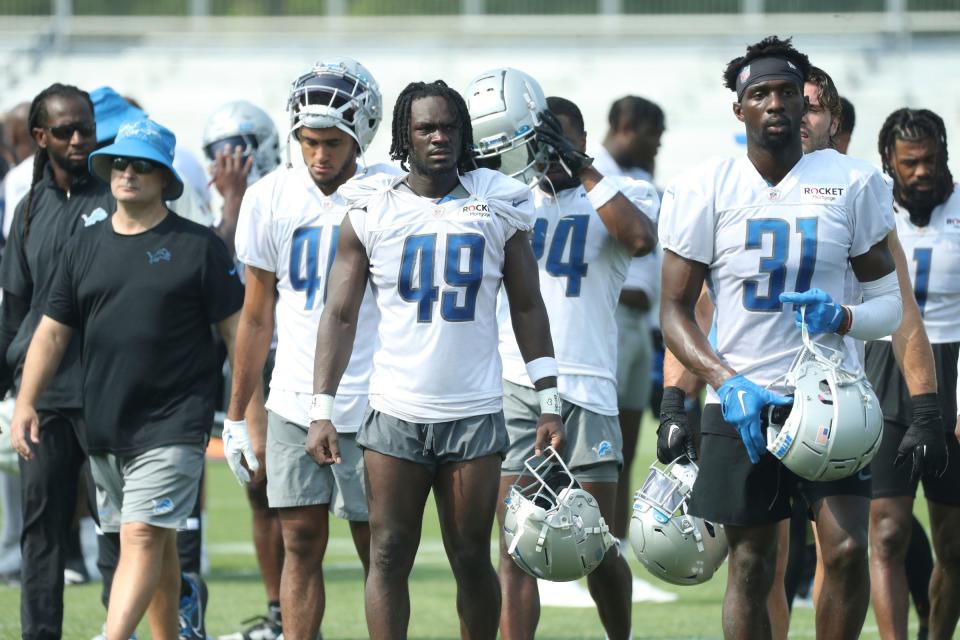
left=312, top=80, right=562, bottom=640
left=223, top=57, right=391, bottom=640
left=659, top=37, right=902, bottom=639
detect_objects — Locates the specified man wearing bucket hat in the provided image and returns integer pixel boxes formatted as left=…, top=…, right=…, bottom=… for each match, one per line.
left=10, top=117, right=253, bottom=640
left=88, top=86, right=213, bottom=640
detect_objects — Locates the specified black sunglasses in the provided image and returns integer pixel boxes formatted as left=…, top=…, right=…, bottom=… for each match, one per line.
left=46, top=122, right=96, bottom=141
left=111, top=157, right=157, bottom=174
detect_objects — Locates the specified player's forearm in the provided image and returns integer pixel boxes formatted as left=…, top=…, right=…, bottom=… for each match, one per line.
left=663, top=349, right=705, bottom=396
left=17, top=316, right=72, bottom=407
left=225, top=310, right=274, bottom=421
left=660, top=302, right=733, bottom=391
left=511, top=301, right=557, bottom=374
left=313, top=307, right=358, bottom=396
left=888, top=231, right=937, bottom=395
left=581, top=167, right=656, bottom=257
left=215, top=196, right=242, bottom=259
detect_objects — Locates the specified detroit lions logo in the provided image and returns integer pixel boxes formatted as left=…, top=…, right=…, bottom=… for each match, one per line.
left=147, top=248, right=172, bottom=264
left=593, top=440, right=613, bottom=458
left=152, top=497, right=175, bottom=515
left=81, top=207, right=108, bottom=227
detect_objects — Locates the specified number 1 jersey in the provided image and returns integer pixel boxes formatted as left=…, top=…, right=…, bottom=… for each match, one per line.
left=345, top=168, right=535, bottom=423
left=659, top=149, right=895, bottom=393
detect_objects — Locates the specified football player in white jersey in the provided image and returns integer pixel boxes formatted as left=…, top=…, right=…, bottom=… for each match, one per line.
left=479, top=90, right=658, bottom=639
left=866, top=107, right=960, bottom=640
left=311, top=79, right=563, bottom=640
left=658, top=36, right=902, bottom=639
left=222, top=58, right=388, bottom=640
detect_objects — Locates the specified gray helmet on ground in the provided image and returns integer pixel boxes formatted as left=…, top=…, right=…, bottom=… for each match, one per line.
left=766, top=314, right=883, bottom=482
left=630, top=459, right=727, bottom=586
left=202, top=100, right=280, bottom=181
left=287, top=57, right=382, bottom=153
left=503, top=447, right=616, bottom=582
left=464, top=67, right=549, bottom=187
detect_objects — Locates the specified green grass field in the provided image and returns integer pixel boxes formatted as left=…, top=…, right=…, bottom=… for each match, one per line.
left=0, top=418, right=927, bottom=639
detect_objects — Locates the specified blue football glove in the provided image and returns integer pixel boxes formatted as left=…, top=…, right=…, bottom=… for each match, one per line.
left=779, top=289, right=845, bottom=335
left=717, top=374, right=793, bottom=464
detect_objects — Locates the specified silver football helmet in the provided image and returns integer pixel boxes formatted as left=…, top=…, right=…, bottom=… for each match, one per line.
left=503, top=447, right=615, bottom=582
left=287, top=57, right=382, bottom=153
left=630, top=459, right=727, bottom=586
left=464, top=67, right=549, bottom=187
left=202, top=100, right=280, bottom=182
left=765, top=309, right=883, bottom=482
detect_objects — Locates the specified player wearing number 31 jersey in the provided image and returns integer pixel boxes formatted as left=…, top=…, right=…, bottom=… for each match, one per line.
left=659, top=36, right=902, bottom=639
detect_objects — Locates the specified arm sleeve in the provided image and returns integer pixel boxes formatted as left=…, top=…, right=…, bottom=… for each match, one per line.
left=201, top=232, right=245, bottom=324
left=0, top=291, right=29, bottom=394
left=0, top=200, right=33, bottom=300
left=44, top=244, right=81, bottom=329
left=850, top=170, right=896, bottom=257
left=234, top=183, right=278, bottom=272
left=658, top=178, right=715, bottom=265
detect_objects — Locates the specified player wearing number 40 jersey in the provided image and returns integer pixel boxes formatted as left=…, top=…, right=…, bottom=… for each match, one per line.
left=464, top=73, right=658, bottom=640
left=223, top=58, right=394, bottom=640
left=312, top=79, right=563, bottom=640
left=659, top=36, right=902, bottom=640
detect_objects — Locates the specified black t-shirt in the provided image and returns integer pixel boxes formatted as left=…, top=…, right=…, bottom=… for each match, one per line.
left=45, top=212, right=243, bottom=456
left=0, top=166, right=115, bottom=411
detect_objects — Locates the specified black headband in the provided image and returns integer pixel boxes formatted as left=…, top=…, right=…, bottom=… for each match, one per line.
left=735, top=56, right=804, bottom=101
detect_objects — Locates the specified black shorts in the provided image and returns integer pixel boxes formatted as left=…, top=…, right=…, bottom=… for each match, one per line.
left=688, top=405, right=871, bottom=527
left=865, top=340, right=960, bottom=505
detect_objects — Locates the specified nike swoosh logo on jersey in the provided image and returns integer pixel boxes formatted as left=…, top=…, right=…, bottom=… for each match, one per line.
left=737, top=390, right=749, bottom=415
left=857, top=469, right=872, bottom=481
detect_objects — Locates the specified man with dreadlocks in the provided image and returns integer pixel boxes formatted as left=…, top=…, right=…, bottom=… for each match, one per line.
left=659, top=36, right=902, bottom=639
left=311, top=79, right=562, bottom=639
left=0, top=82, right=113, bottom=640
left=867, top=107, right=960, bottom=640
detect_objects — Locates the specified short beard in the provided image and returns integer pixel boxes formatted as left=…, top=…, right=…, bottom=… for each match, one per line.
left=408, top=153, right=459, bottom=179
left=49, top=149, right=89, bottom=177
left=312, top=158, right=356, bottom=192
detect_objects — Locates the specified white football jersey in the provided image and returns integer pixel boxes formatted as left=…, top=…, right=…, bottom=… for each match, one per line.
left=891, top=187, right=960, bottom=344
left=236, top=164, right=396, bottom=431
left=499, top=178, right=660, bottom=415
left=659, top=149, right=895, bottom=397
left=344, top=168, right=534, bottom=423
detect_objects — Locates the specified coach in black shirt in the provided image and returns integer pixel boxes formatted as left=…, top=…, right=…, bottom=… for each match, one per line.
left=10, top=118, right=250, bottom=640
left=0, top=83, right=113, bottom=640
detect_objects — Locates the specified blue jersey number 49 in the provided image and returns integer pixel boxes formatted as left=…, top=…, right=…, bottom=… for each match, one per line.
left=398, top=233, right=486, bottom=322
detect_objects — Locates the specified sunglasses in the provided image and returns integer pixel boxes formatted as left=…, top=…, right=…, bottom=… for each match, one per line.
left=111, top=157, right=157, bottom=174
left=46, top=122, right=96, bottom=141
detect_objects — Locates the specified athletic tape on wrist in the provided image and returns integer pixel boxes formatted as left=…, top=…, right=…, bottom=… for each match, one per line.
left=538, top=387, right=562, bottom=415
left=308, top=394, right=335, bottom=422
left=586, top=177, right=619, bottom=210
left=525, top=356, right=559, bottom=384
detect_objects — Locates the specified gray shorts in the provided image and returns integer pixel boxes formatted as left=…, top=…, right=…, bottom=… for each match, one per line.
left=90, top=444, right=204, bottom=534
left=502, top=380, right=623, bottom=482
left=615, top=304, right=652, bottom=411
left=266, top=411, right=368, bottom=521
left=356, top=409, right=508, bottom=472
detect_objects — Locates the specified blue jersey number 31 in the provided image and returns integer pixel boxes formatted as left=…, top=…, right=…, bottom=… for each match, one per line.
left=742, top=217, right=818, bottom=311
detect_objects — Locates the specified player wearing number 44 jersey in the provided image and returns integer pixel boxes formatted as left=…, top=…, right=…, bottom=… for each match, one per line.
left=866, top=107, right=960, bottom=640
left=464, top=70, right=658, bottom=640
left=312, top=79, right=563, bottom=640
left=222, top=58, right=394, bottom=640
left=659, top=37, right=902, bottom=640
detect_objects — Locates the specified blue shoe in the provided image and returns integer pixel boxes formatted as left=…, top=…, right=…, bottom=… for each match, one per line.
left=178, top=573, right=205, bottom=640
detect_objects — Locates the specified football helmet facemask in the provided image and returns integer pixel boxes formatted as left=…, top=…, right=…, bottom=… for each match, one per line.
left=202, top=100, right=280, bottom=183
left=630, top=458, right=727, bottom=586
left=464, top=67, right=549, bottom=187
left=503, top=447, right=615, bottom=582
left=765, top=309, right=883, bottom=482
left=287, top=57, right=382, bottom=154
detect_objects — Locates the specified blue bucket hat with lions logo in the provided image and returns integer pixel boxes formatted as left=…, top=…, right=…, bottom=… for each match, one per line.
left=88, top=118, right=184, bottom=200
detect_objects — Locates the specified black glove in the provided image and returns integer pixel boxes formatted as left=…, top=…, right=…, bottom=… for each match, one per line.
left=535, top=110, right=593, bottom=178
left=657, top=387, right=697, bottom=464
left=894, top=393, right=948, bottom=482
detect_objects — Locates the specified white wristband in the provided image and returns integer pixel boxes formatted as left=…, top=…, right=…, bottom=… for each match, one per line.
left=585, top=177, right=619, bottom=210
left=538, top=387, right=562, bottom=415
left=525, top=356, right=559, bottom=384
left=308, top=394, right=335, bottom=422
